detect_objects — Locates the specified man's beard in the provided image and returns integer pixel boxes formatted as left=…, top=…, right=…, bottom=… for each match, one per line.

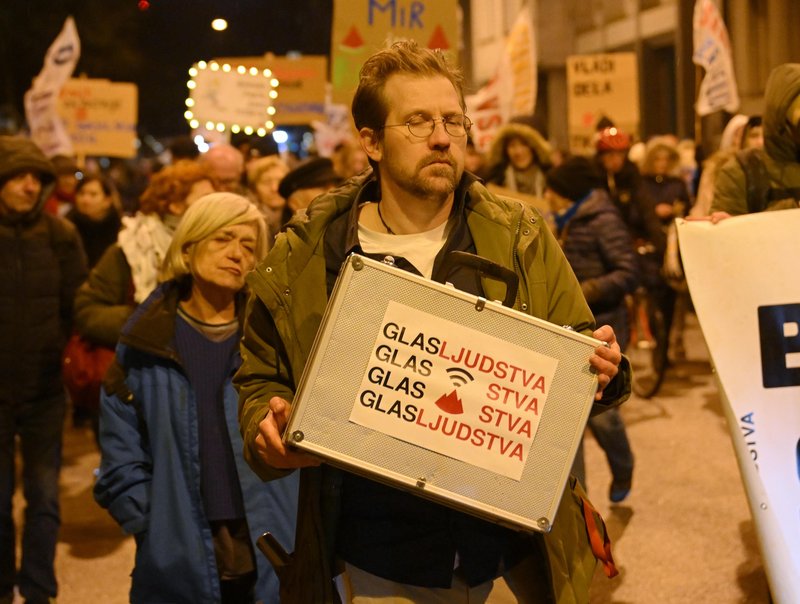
left=399, top=153, right=460, bottom=201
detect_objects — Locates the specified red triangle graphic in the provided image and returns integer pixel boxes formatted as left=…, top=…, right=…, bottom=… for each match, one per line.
left=342, top=25, right=365, bottom=49
left=428, top=25, right=450, bottom=50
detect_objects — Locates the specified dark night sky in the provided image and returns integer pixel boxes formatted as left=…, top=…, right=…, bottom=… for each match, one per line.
left=0, top=0, right=333, bottom=138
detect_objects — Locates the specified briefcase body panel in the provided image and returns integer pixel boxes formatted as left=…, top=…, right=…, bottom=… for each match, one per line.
left=284, top=254, right=600, bottom=532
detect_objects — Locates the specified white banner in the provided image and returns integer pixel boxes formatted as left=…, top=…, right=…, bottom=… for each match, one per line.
left=349, top=301, right=557, bottom=480
left=466, top=6, right=537, bottom=153
left=24, top=16, right=80, bottom=157
left=692, top=0, right=740, bottom=116
left=677, top=212, right=800, bottom=603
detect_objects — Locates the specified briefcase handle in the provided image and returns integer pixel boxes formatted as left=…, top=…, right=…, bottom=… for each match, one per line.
left=438, top=251, right=519, bottom=308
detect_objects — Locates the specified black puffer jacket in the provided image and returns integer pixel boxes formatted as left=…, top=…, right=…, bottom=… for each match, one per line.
left=555, top=189, right=639, bottom=339
left=0, top=136, right=87, bottom=403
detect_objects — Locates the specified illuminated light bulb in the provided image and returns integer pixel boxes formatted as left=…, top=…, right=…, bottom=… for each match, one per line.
left=237, top=65, right=246, bottom=74
left=262, top=69, right=272, bottom=78
left=189, top=119, right=200, bottom=129
left=249, top=67, right=258, bottom=76
left=256, top=128, right=266, bottom=137
left=270, top=78, right=279, bottom=88
left=185, top=98, right=195, bottom=107
left=231, top=125, right=241, bottom=133
left=244, top=126, right=254, bottom=135
left=222, top=64, right=231, bottom=72
left=198, top=61, right=208, bottom=69
left=266, top=121, right=275, bottom=130
left=216, top=123, right=225, bottom=132
left=205, top=121, right=215, bottom=130
left=267, top=106, right=276, bottom=115
left=188, top=67, right=198, bottom=77
left=211, top=18, right=228, bottom=31
left=269, top=90, right=278, bottom=99
left=187, top=81, right=196, bottom=89
left=210, top=62, right=219, bottom=71
left=184, top=110, right=193, bottom=119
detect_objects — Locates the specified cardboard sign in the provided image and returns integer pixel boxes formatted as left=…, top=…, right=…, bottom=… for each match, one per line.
left=216, top=54, right=328, bottom=125
left=349, top=300, right=558, bottom=480
left=57, top=79, right=138, bottom=158
left=331, top=0, right=459, bottom=105
left=566, top=53, right=639, bottom=154
left=677, top=212, right=800, bottom=603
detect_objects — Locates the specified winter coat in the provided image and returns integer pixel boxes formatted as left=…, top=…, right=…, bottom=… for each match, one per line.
left=66, top=206, right=122, bottom=269
left=94, top=281, right=299, bottom=604
left=712, top=63, right=800, bottom=215
left=74, top=212, right=174, bottom=348
left=235, top=170, right=631, bottom=603
left=555, top=189, right=639, bottom=347
left=637, top=174, right=690, bottom=257
left=0, top=136, right=87, bottom=404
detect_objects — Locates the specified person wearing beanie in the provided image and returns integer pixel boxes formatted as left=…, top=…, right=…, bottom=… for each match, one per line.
left=0, top=136, right=88, bottom=604
left=593, top=127, right=645, bottom=236
left=277, top=156, right=342, bottom=218
left=545, top=156, right=638, bottom=503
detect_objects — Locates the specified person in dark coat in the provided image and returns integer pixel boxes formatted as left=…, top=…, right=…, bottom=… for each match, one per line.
left=66, top=175, right=122, bottom=269
left=0, top=136, right=88, bottom=604
left=546, top=156, right=638, bottom=502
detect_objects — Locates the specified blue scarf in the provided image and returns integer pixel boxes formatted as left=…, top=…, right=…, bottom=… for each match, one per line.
left=554, top=192, right=591, bottom=232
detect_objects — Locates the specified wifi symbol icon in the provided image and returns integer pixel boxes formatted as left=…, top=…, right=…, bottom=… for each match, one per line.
left=446, top=367, right=474, bottom=388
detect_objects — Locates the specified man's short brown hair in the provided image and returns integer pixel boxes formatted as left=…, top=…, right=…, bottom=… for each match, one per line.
left=351, top=39, right=465, bottom=134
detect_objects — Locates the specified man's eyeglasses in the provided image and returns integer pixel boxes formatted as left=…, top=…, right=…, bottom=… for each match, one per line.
left=381, top=115, right=472, bottom=139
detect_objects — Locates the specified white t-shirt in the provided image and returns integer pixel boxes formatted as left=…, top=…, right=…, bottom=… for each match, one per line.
left=357, top=203, right=450, bottom=278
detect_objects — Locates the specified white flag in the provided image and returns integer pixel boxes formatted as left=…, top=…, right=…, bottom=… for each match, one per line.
left=692, top=0, right=740, bottom=116
left=24, top=16, right=80, bottom=157
left=466, top=6, right=538, bottom=153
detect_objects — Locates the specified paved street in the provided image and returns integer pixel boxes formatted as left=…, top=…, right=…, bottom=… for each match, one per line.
left=11, top=312, right=770, bottom=603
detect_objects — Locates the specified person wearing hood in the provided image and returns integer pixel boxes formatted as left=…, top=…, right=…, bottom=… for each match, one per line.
left=711, top=63, right=800, bottom=218
left=485, top=122, right=553, bottom=198
left=545, top=156, right=638, bottom=503
left=0, top=136, right=88, bottom=604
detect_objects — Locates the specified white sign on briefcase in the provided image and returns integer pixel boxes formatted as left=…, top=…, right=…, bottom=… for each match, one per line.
left=285, top=254, right=600, bottom=532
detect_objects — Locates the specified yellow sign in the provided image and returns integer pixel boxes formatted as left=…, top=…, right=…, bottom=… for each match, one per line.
left=331, top=0, right=459, bottom=105
left=218, top=55, right=328, bottom=125
left=566, top=53, right=639, bottom=154
left=57, top=79, right=138, bottom=158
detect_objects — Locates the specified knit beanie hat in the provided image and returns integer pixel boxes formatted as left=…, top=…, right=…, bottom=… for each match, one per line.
left=545, top=156, right=603, bottom=202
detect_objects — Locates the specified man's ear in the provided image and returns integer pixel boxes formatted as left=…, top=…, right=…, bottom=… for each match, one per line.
left=359, top=127, right=383, bottom=163
left=789, top=95, right=800, bottom=127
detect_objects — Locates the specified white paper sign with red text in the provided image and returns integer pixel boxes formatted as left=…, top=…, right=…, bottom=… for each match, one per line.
left=349, top=301, right=558, bottom=480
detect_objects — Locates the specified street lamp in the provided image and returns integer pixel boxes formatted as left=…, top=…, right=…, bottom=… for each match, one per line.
left=211, top=18, right=228, bottom=32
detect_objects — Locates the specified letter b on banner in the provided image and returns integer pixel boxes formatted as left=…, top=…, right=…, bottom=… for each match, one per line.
left=758, top=303, right=800, bottom=388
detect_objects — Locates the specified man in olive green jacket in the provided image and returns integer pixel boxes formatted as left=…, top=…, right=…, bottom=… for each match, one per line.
left=711, top=63, right=800, bottom=218
left=236, top=40, right=630, bottom=604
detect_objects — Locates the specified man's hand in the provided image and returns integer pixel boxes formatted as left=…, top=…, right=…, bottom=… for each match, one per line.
left=685, top=211, right=732, bottom=224
left=254, top=397, right=321, bottom=469
left=590, top=325, right=622, bottom=400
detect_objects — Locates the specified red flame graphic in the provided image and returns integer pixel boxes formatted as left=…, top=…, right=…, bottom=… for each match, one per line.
left=434, top=390, right=464, bottom=415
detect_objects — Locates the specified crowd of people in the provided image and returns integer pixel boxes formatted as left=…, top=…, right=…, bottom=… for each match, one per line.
left=1, top=40, right=798, bottom=604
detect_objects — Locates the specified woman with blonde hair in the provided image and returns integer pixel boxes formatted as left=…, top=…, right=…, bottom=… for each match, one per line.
left=246, top=155, right=290, bottom=241
left=94, top=193, right=296, bottom=604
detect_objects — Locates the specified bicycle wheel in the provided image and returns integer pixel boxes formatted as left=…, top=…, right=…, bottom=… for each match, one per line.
left=628, top=290, right=668, bottom=398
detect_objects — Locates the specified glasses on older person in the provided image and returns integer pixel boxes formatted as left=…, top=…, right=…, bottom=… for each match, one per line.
left=381, top=114, right=472, bottom=139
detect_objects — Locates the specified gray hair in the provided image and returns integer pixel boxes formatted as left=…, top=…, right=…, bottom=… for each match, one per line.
left=160, top=192, right=268, bottom=282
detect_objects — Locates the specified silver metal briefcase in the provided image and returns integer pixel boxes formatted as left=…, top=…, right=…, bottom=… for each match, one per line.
left=284, top=253, right=601, bottom=532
